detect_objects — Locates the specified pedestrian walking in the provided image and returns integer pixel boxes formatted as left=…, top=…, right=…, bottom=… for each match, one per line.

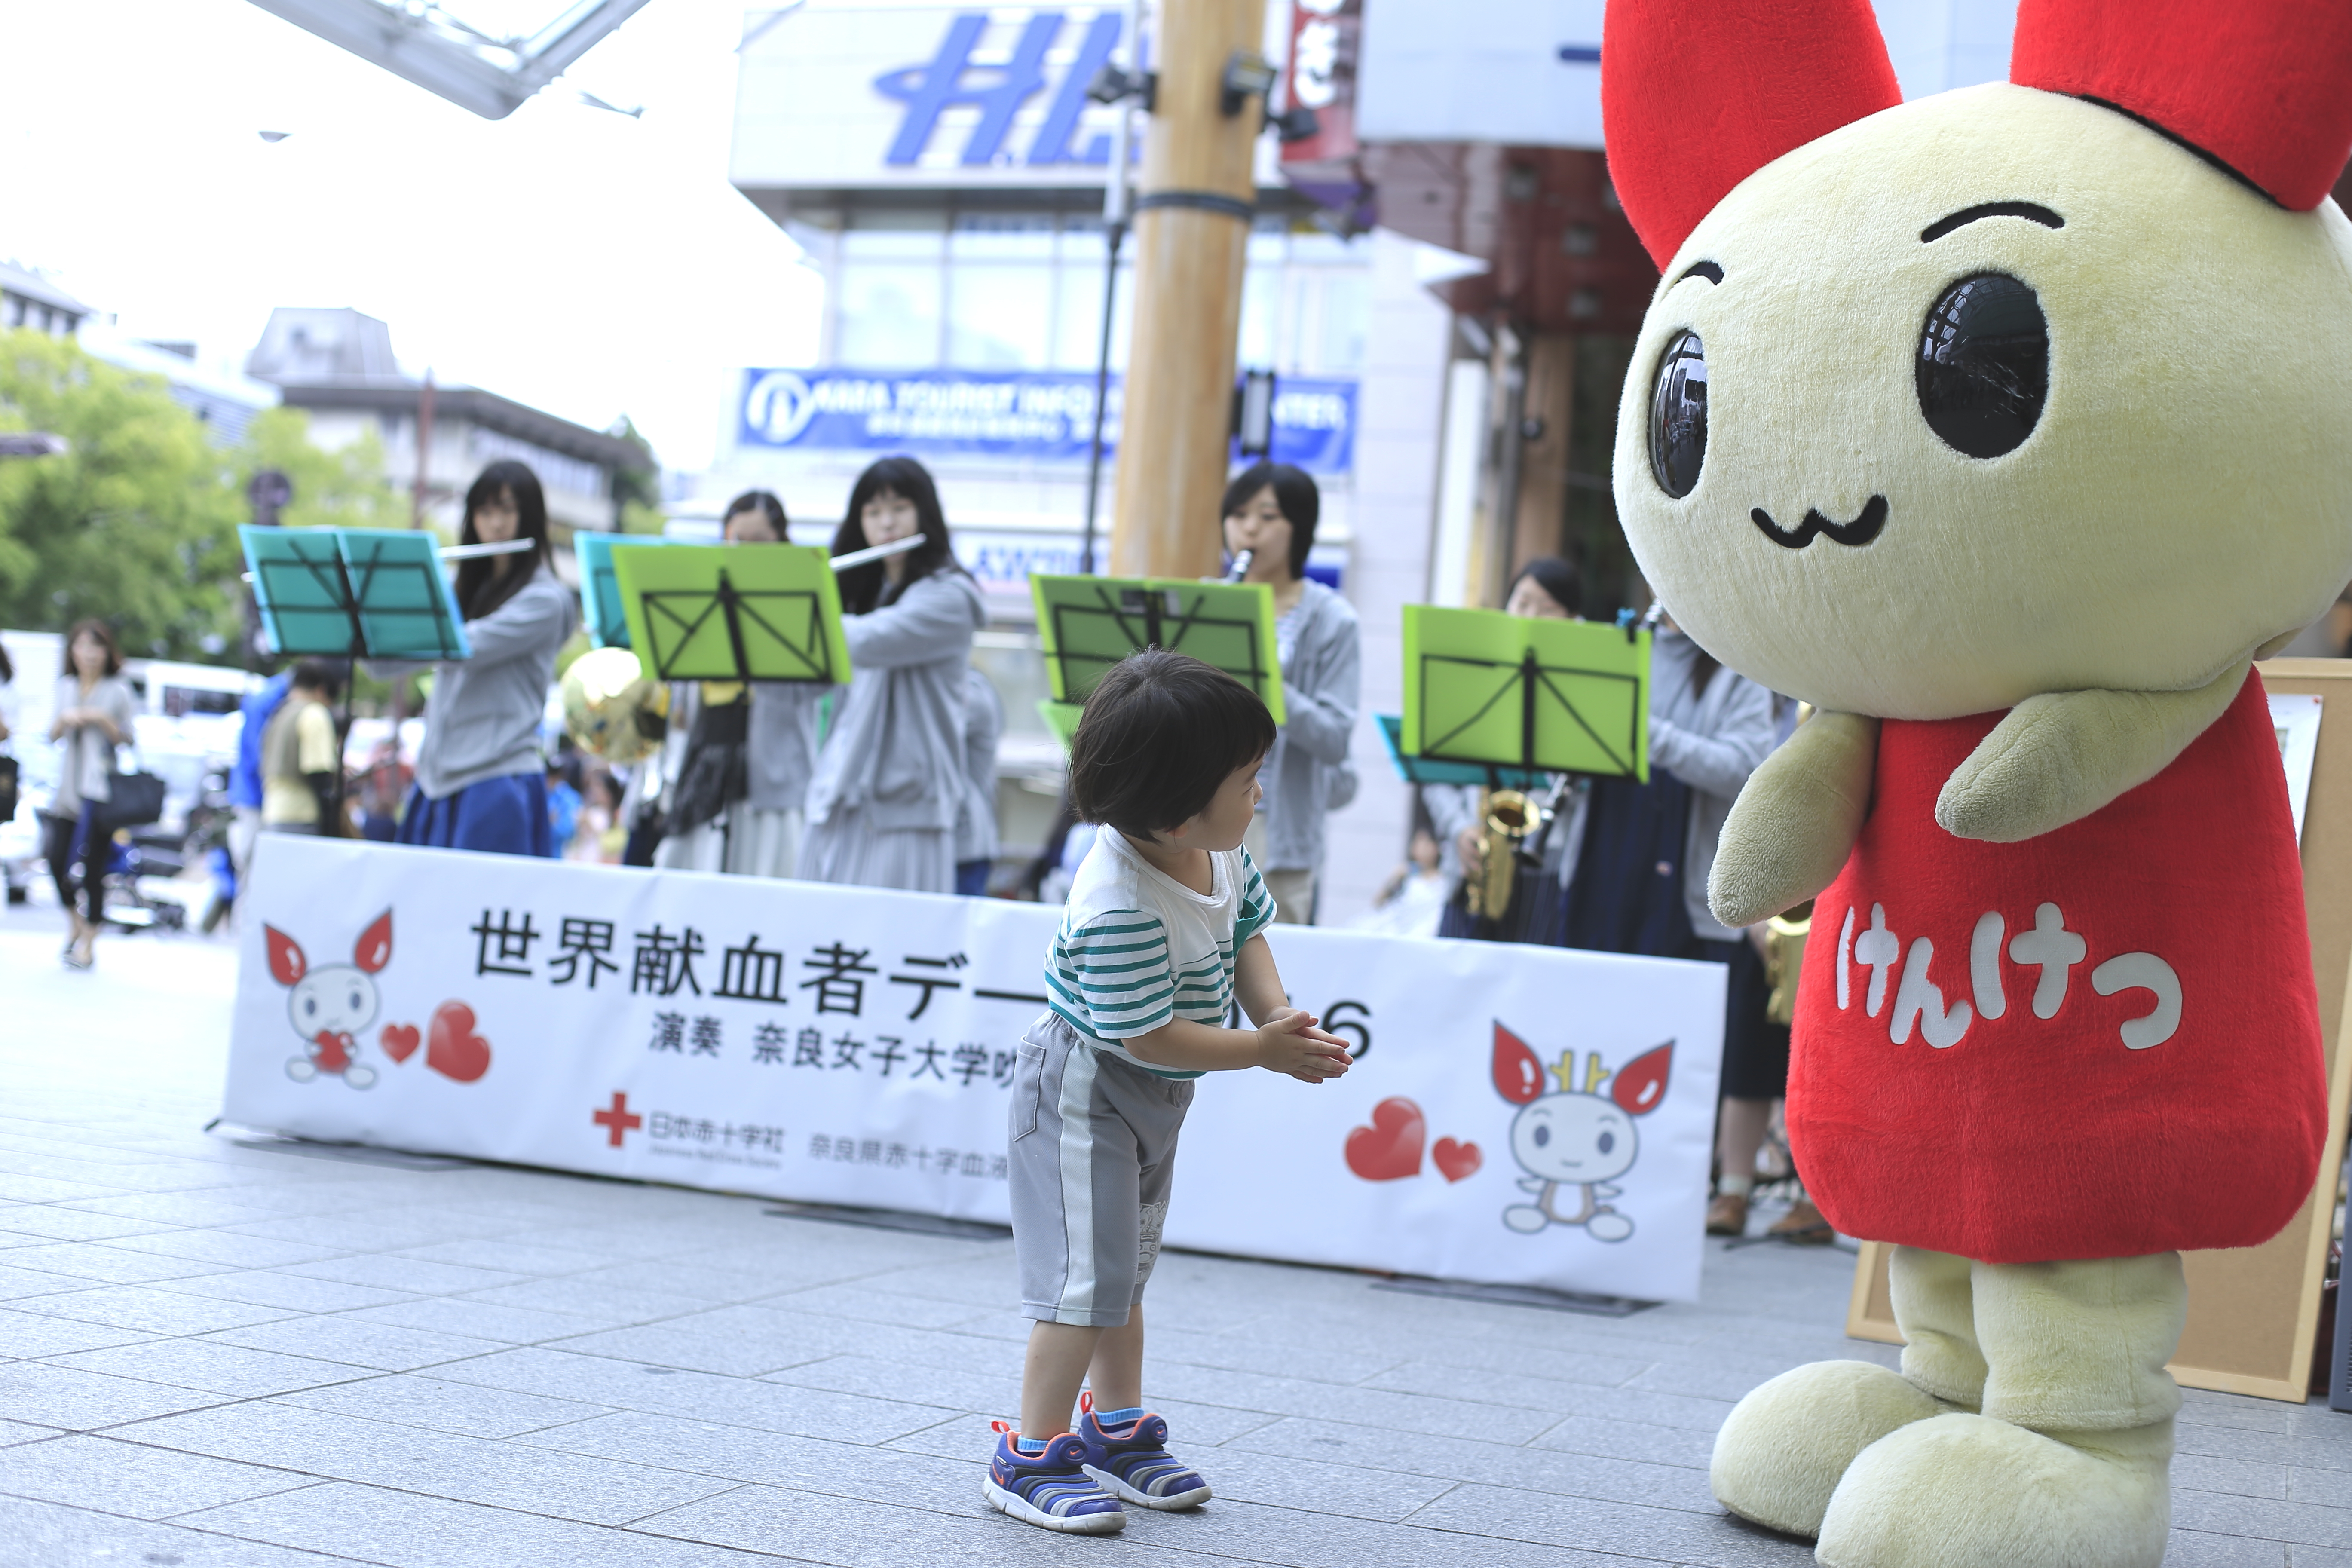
left=227, top=670, right=294, bottom=877
left=799, top=457, right=986, bottom=893
left=45, top=620, right=136, bottom=971
left=1221, top=462, right=1358, bottom=923
left=986, top=650, right=1351, bottom=1535
left=392, top=461, right=578, bottom=856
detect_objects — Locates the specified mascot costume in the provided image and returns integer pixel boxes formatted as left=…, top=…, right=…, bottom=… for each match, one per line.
left=1601, top=0, right=2351, bottom=1562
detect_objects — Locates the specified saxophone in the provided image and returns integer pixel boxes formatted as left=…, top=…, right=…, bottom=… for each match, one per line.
left=1466, top=789, right=1538, bottom=919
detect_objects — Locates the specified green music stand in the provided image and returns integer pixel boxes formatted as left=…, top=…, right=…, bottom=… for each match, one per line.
left=575, top=532, right=680, bottom=649
left=611, top=543, right=850, bottom=686
left=1038, top=699, right=1085, bottom=751
left=1030, top=575, right=1286, bottom=724
left=1400, top=606, right=1650, bottom=783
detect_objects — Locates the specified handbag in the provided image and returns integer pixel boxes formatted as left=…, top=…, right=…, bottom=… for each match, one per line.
left=95, top=760, right=167, bottom=831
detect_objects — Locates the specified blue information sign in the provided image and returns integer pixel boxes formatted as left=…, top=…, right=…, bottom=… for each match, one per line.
left=736, top=368, right=1357, bottom=475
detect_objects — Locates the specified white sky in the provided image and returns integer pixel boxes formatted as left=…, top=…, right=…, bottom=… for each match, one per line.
left=0, top=0, right=825, bottom=474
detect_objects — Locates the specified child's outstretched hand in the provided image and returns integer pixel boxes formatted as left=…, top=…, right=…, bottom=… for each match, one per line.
left=1254, top=1008, right=1354, bottom=1084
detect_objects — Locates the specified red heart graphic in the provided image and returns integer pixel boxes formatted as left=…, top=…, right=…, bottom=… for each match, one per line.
left=379, top=1023, right=421, bottom=1064
left=1344, top=1096, right=1425, bottom=1181
left=425, top=1002, right=492, bottom=1083
left=1432, top=1137, right=1482, bottom=1183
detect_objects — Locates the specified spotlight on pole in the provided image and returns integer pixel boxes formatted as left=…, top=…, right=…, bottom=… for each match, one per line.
left=1221, top=51, right=1278, bottom=117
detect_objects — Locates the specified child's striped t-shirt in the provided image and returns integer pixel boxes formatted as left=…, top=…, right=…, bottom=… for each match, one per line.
left=1042, top=829, right=1276, bottom=1080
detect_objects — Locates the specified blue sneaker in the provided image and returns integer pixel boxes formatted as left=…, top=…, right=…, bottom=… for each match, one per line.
left=1078, top=1397, right=1212, bottom=1510
left=983, top=1423, right=1126, bottom=1534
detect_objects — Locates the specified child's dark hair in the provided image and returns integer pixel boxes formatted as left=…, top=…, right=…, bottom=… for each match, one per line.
left=1069, top=650, right=1274, bottom=839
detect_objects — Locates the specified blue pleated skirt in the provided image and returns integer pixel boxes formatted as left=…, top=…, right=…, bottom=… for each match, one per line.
left=395, top=772, right=553, bottom=858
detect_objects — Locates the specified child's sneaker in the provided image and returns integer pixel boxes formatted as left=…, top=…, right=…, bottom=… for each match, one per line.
left=984, top=1423, right=1127, bottom=1534
left=1078, top=1396, right=1213, bottom=1510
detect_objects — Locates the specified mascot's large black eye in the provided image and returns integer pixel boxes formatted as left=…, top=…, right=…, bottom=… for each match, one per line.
left=1917, top=273, right=2047, bottom=459
left=1647, top=331, right=1708, bottom=499
left=1533, top=1124, right=1551, bottom=1148
left=1597, top=1131, right=1616, bottom=1155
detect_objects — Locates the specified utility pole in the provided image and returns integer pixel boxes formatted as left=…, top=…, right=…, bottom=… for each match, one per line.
left=410, top=370, right=436, bottom=530
left=1078, top=0, right=1145, bottom=577
left=1108, top=0, right=1270, bottom=578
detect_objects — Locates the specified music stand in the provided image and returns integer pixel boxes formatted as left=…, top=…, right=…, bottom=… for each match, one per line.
left=1030, top=575, right=1286, bottom=724
left=239, top=527, right=475, bottom=830
left=1374, top=715, right=1544, bottom=790
left=1038, top=699, right=1085, bottom=750
left=611, top=543, right=850, bottom=686
left=1400, top=606, right=1651, bottom=783
left=575, top=532, right=680, bottom=649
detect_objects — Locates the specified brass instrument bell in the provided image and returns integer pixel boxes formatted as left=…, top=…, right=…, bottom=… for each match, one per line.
left=1467, top=788, right=1537, bottom=920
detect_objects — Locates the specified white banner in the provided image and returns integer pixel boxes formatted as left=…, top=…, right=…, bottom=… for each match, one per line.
left=226, top=837, right=1726, bottom=1302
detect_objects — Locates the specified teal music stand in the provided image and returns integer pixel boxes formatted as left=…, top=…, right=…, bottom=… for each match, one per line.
left=1375, top=715, right=1544, bottom=790
left=576, top=532, right=680, bottom=649
left=1030, top=575, right=1286, bottom=724
left=239, top=527, right=474, bottom=828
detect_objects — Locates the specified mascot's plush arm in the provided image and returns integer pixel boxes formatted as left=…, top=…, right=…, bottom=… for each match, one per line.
left=1935, top=660, right=2250, bottom=845
left=1709, top=711, right=1878, bottom=927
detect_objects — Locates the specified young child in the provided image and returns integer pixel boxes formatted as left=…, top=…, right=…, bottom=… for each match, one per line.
left=986, top=650, right=1354, bottom=1535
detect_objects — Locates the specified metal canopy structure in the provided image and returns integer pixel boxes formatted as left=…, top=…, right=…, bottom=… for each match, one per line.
left=244, top=0, right=654, bottom=119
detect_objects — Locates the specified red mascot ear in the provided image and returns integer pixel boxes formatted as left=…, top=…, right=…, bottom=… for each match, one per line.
left=1602, top=0, right=1902, bottom=270
left=2011, top=0, right=2352, bottom=212
left=265, top=926, right=307, bottom=987
left=354, top=910, right=392, bottom=975
left=1611, top=1042, right=1673, bottom=1115
left=1493, top=1023, right=1545, bottom=1106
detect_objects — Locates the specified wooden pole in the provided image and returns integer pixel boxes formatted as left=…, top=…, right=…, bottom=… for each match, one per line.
left=1109, top=0, right=1268, bottom=579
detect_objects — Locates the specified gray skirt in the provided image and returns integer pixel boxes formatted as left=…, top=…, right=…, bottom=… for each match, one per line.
left=796, top=805, right=955, bottom=894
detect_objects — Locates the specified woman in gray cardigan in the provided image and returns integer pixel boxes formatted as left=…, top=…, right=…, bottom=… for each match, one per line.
left=394, top=462, right=578, bottom=857
left=1222, top=462, right=1360, bottom=924
left=800, top=458, right=986, bottom=894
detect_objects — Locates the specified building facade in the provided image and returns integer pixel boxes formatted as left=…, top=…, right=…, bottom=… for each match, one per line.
left=246, top=307, right=646, bottom=542
left=720, top=1, right=1457, bottom=919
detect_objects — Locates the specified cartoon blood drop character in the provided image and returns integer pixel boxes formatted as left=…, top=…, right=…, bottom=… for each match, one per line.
left=266, top=911, right=392, bottom=1090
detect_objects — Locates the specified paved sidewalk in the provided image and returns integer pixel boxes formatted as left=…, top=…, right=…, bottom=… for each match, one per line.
left=0, top=912, right=2343, bottom=1568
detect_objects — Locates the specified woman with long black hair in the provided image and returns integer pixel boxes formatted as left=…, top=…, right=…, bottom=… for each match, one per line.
left=799, top=456, right=986, bottom=893
left=394, top=460, right=579, bottom=856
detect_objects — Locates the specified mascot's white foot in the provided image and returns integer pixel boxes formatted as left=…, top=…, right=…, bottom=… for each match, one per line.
left=1818, top=1413, right=2171, bottom=1568
left=1587, top=1211, right=1633, bottom=1241
left=285, top=1057, right=317, bottom=1083
left=344, top=1065, right=377, bottom=1090
left=1502, top=1205, right=1548, bottom=1233
left=1711, top=1359, right=1946, bottom=1538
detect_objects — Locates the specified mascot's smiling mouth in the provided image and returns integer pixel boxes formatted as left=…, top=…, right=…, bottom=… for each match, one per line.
left=1751, top=496, right=1889, bottom=549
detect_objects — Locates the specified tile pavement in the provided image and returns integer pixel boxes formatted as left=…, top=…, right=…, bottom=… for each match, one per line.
left=0, top=913, right=2343, bottom=1566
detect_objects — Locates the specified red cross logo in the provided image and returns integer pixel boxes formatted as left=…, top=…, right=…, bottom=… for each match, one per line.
left=593, top=1091, right=643, bottom=1148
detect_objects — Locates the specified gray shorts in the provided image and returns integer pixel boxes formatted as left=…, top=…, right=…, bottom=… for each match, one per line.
left=1009, top=1014, right=1195, bottom=1327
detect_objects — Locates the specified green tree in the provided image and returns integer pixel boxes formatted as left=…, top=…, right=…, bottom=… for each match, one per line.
left=238, top=406, right=407, bottom=532
left=607, top=413, right=664, bottom=535
left=0, top=328, right=242, bottom=656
